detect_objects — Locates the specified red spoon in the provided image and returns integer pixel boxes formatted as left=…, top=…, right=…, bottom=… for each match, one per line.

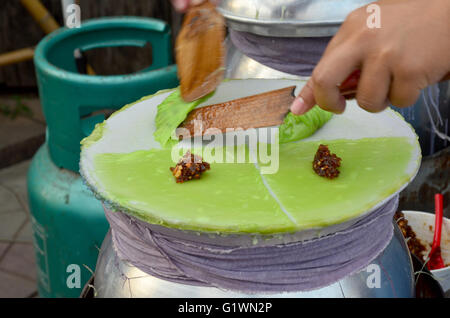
left=427, top=193, right=445, bottom=270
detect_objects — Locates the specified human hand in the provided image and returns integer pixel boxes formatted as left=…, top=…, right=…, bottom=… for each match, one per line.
left=171, top=0, right=216, bottom=12
left=291, top=0, right=450, bottom=115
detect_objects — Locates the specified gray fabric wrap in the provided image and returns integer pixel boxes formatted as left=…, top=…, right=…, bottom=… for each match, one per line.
left=229, top=29, right=331, bottom=76
left=104, top=195, right=398, bottom=293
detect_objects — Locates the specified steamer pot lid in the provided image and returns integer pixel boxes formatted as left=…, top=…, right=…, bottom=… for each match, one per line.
left=217, top=0, right=376, bottom=37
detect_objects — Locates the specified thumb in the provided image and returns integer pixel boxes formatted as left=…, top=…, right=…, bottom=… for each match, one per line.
left=171, top=0, right=190, bottom=12
left=290, top=79, right=316, bottom=115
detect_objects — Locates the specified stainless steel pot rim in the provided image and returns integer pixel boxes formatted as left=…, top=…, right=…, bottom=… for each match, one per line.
left=215, top=0, right=376, bottom=37
left=216, top=10, right=344, bottom=27
left=217, top=10, right=342, bottom=37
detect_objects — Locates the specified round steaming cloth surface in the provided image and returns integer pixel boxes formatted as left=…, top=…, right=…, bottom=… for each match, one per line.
left=80, top=79, right=420, bottom=235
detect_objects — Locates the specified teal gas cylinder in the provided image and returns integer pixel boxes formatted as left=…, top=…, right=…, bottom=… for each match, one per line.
left=28, top=17, right=179, bottom=297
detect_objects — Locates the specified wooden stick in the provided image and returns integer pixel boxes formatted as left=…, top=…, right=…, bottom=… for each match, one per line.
left=0, top=47, right=35, bottom=67
left=20, top=0, right=60, bottom=34
left=179, top=86, right=296, bottom=138
left=176, top=2, right=225, bottom=102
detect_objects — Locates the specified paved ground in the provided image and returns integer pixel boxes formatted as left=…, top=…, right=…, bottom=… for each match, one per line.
left=0, top=95, right=45, bottom=169
left=0, top=94, right=43, bottom=297
left=0, top=160, right=37, bottom=297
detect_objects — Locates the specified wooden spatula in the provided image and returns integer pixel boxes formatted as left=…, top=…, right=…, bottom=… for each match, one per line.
left=175, top=1, right=225, bottom=102
left=178, top=69, right=450, bottom=138
left=177, top=73, right=363, bottom=138
left=178, top=86, right=297, bottom=138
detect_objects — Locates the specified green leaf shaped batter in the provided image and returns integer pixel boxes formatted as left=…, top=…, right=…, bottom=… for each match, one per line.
left=279, top=106, right=333, bottom=143
left=153, top=88, right=214, bottom=147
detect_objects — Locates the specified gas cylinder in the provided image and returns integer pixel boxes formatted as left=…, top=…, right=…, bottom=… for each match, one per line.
left=28, top=17, right=179, bottom=297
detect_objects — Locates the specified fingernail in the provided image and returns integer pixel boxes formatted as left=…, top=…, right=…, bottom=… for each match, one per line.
left=290, top=97, right=307, bottom=115
left=191, top=0, right=205, bottom=5
left=172, top=0, right=186, bottom=11
left=336, top=95, right=346, bottom=113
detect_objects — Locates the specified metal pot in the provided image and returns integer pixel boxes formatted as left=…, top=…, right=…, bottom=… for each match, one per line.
left=89, top=1, right=426, bottom=297
left=217, top=0, right=375, bottom=37
left=93, top=223, right=414, bottom=297
left=90, top=53, right=418, bottom=298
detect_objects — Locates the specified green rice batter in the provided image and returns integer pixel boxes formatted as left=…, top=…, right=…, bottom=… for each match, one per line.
left=93, top=137, right=414, bottom=234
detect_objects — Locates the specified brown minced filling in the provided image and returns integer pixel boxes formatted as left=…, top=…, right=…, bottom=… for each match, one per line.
left=313, top=144, right=342, bottom=179
left=394, top=211, right=428, bottom=261
left=170, top=151, right=210, bottom=183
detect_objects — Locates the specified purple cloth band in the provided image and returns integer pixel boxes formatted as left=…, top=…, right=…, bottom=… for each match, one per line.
left=104, top=196, right=398, bottom=293
left=229, top=29, right=331, bottom=76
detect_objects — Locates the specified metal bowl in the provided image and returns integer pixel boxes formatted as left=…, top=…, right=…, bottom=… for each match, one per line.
left=217, top=0, right=376, bottom=37
left=92, top=223, right=414, bottom=298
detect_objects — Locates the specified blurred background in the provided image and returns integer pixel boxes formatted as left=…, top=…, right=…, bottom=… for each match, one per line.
left=0, top=0, right=182, bottom=298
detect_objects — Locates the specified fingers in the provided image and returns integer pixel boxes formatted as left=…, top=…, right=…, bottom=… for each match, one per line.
left=172, top=0, right=190, bottom=12
left=191, top=0, right=207, bottom=5
left=290, top=47, right=361, bottom=115
left=290, top=0, right=445, bottom=116
left=172, top=0, right=205, bottom=12
left=290, top=80, right=315, bottom=115
left=388, top=71, right=424, bottom=108
left=310, top=47, right=362, bottom=114
left=355, top=59, right=391, bottom=112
